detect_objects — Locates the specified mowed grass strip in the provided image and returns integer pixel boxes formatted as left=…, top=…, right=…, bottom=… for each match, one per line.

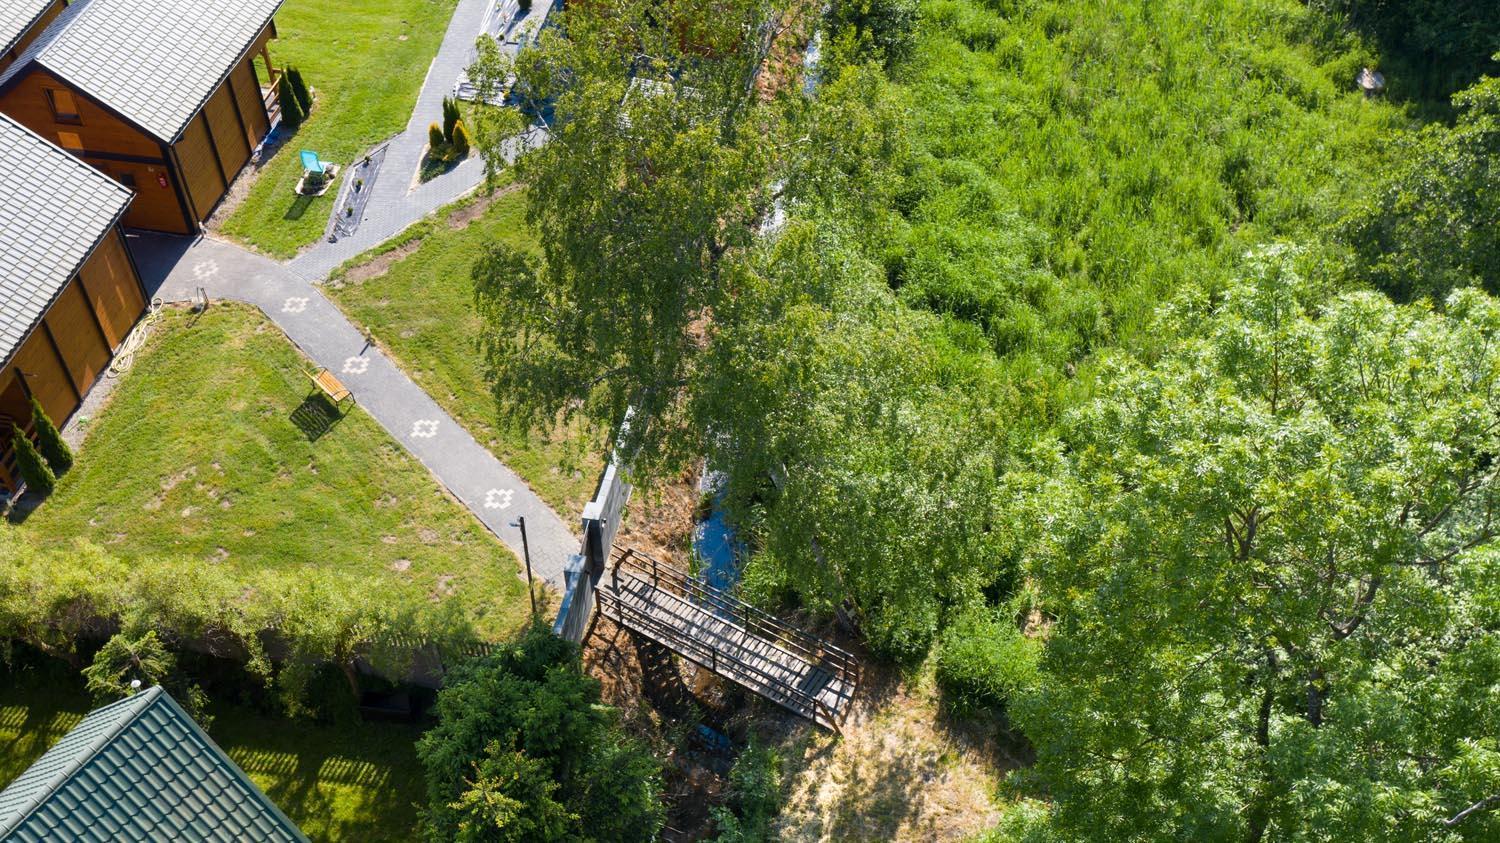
left=220, top=0, right=458, bottom=258
left=0, top=663, right=426, bottom=843
left=328, top=189, right=601, bottom=517
left=16, top=304, right=530, bottom=640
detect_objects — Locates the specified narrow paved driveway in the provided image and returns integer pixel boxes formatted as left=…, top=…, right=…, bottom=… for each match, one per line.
left=135, top=232, right=578, bottom=588
left=286, top=0, right=544, bottom=283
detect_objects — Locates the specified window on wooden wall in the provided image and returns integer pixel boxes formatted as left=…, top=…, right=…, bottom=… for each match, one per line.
left=46, top=88, right=82, bottom=124
left=56, top=131, right=83, bottom=152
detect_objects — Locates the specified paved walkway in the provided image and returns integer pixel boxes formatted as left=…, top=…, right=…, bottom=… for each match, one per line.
left=285, top=0, right=543, bottom=282
left=120, top=0, right=580, bottom=587
left=135, top=232, right=579, bottom=588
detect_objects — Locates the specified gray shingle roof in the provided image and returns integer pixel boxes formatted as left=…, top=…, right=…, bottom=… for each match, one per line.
left=0, top=0, right=54, bottom=58
left=0, top=686, right=308, bottom=842
left=0, top=0, right=285, bottom=143
left=0, top=112, right=132, bottom=371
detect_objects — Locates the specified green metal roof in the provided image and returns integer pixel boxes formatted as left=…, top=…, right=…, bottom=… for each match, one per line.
left=0, top=686, right=308, bottom=842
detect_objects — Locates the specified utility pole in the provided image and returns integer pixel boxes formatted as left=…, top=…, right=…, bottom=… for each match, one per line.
left=514, top=516, right=536, bottom=620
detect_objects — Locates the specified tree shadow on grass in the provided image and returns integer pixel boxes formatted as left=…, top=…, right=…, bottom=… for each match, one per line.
left=211, top=704, right=425, bottom=843
left=290, top=395, right=345, bottom=442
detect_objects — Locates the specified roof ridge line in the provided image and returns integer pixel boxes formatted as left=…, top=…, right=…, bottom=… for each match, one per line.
left=0, top=686, right=163, bottom=839
left=0, top=0, right=55, bottom=57
left=28, top=0, right=95, bottom=67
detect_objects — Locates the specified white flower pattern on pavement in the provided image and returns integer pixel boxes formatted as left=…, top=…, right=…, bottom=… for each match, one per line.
left=484, top=488, right=514, bottom=510
left=411, top=419, right=440, bottom=439
left=342, top=356, right=370, bottom=375
left=282, top=297, right=309, bottom=314
left=192, top=259, right=219, bottom=281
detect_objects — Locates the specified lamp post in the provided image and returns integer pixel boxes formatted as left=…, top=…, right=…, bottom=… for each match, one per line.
left=512, top=516, right=536, bottom=620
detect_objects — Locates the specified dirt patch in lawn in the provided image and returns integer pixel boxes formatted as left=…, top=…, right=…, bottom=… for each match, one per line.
left=335, top=237, right=425, bottom=287
left=446, top=182, right=522, bottom=231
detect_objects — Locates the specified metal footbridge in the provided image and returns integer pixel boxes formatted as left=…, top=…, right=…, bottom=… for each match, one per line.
left=597, top=547, right=859, bottom=731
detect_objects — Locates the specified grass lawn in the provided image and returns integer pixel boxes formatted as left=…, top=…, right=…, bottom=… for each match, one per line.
left=0, top=659, right=426, bottom=843
left=220, top=0, right=458, bottom=258
left=327, top=188, right=601, bottom=517
left=11, top=304, right=532, bottom=640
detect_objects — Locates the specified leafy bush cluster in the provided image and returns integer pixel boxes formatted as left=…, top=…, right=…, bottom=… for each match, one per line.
left=416, top=628, right=664, bottom=842
left=710, top=739, right=785, bottom=843
left=935, top=602, right=1040, bottom=717
left=0, top=532, right=479, bottom=714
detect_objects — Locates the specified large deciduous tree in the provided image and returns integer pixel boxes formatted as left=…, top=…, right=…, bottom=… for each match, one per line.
left=470, top=0, right=793, bottom=475
left=1010, top=250, right=1500, bottom=840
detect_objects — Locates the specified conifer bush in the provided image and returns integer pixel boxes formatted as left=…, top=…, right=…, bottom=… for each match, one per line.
left=277, top=75, right=304, bottom=129
left=287, top=66, right=313, bottom=117
left=11, top=429, right=55, bottom=497
left=451, top=120, right=471, bottom=158
left=428, top=121, right=445, bottom=151
left=28, top=396, right=72, bottom=474
left=442, top=96, right=461, bottom=143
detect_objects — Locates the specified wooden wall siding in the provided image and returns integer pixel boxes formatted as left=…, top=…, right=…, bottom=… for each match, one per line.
left=78, top=229, right=145, bottom=347
left=230, top=55, right=269, bottom=149
left=11, top=320, right=77, bottom=424
left=174, top=114, right=226, bottom=222
left=204, top=83, right=250, bottom=186
left=0, top=69, right=161, bottom=159
left=95, top=159, right=192, bottom=234
left=44, top=281, right=110, bottom=391
left=0, top=67, right=194, bottom=232
left=0, top=368, right=28, bottom=490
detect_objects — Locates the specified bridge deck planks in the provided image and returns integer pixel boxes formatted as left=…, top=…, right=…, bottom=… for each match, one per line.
left=601, top=572, right=856, bottom=730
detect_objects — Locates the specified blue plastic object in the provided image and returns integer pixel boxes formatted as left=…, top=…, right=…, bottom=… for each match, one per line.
left=299, top=150, right=324, bottom=172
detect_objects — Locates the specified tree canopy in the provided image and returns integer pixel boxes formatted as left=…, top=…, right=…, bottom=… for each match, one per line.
left=416, top=629, right=664, bottom=842
left=1009, top=255, right=1500, bottom=840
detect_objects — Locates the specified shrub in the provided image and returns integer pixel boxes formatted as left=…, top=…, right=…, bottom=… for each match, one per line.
left=442, top=96, right=462, bottom=144
left=428, top=121, right=446, bottom=152
left=277, top=75, right=304, bottom=129
left=826, top=0, right=921, bottom=68
left=710, top=738, right=783, bottom=842
left=287, top=66, right=313, bottom=117
left=0, top=532, right=482, bottom=714
left=28, top=396, right=71, bottom=474
left=451, top=120, right=472, bottom=158
left=936, top=603, right=1041, bottom=717
left=83, top=628, right=213, bottom=727
left=417, top=627, right=665, bottom=842
left=11, top=429, right=55, bottom=497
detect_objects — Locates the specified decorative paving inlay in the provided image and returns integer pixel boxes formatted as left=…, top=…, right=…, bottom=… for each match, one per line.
left=192, top=259, right=219, bottom=281
left=410, top=419, right=440, bottom=438
left=342, top=356, right=370, bottom=375
left=281, top=296, right=309, bottom=314
left=484, top=488, right=514, bottom=510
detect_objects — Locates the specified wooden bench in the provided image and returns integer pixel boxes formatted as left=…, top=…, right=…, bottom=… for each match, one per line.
left=306, top=368, right=353, bottom=408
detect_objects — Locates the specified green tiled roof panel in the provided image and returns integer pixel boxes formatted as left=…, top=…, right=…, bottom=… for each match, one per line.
left=0, top=687, right=307, bottom=842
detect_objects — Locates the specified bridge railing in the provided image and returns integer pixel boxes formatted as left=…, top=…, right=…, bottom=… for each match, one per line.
left=552, top=450, right=632, bottom=643
left=609, top=547, right=861, bottom=696
left=596, top=583, right=843, bottom=729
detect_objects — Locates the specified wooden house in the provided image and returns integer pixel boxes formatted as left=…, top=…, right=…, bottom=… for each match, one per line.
left=0, top=112, right=145, bottom=493
left=0, top=1, right=67, bottom=74
left=0, top=0, right=285, bottom=235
